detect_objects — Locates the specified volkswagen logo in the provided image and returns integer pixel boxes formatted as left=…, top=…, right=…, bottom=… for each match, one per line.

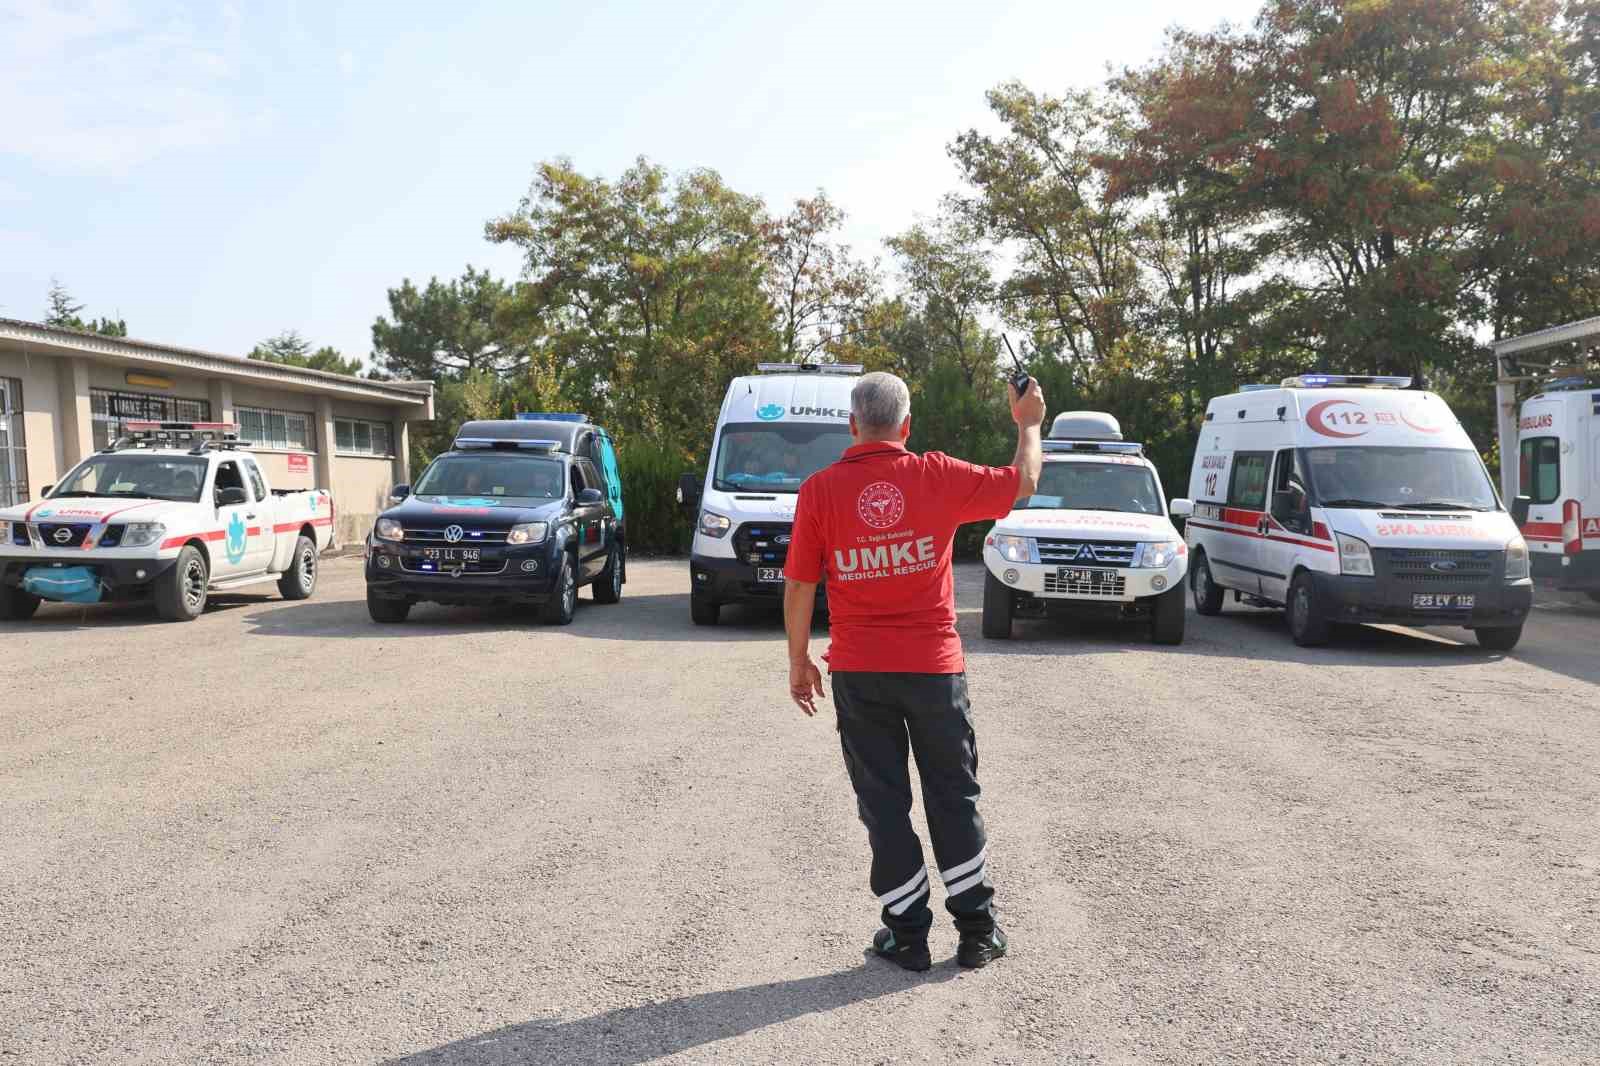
left=52, top=527, right=73, bottom=544
left=1429, top=559, right=1459, bottom=572
left=443, top=525, right=465, bottom=544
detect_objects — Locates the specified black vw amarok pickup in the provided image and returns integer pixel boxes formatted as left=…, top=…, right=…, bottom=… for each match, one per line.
left=364, top=417, right=625, bottom=625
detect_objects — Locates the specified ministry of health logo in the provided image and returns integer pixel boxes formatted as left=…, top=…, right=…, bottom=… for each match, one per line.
left=856, top=481, right=905, bottom=530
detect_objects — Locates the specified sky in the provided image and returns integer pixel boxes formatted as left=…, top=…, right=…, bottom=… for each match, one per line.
left=0, top=0, right=1264, bottom=367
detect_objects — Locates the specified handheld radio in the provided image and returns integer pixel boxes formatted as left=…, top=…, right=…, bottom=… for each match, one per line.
left=1003, top=335, right=1032, bottom=397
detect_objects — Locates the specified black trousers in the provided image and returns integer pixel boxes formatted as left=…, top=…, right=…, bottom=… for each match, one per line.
left=832, top=671, right=996, bottom=939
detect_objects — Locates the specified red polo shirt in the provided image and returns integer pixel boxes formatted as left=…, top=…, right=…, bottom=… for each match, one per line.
left=784, top=441, right=1021, bottom=674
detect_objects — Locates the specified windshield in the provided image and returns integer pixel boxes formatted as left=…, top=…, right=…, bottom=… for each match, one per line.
left=1017, top=460, right=1163, bottom=514
left=413, top=454, right=564, bottom=501
left=53, top=455, right=209, bottom=503
left=1304, top=447, right=1499, bottom=510
left=713, top=422, right=853, bottom=493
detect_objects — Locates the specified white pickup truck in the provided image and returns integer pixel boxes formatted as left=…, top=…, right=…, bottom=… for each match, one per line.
left=0, top=422, right=334, bottom=622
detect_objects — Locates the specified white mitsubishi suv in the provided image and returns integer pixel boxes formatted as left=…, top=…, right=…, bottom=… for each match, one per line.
left=980, top=412, right=1188, bottom=644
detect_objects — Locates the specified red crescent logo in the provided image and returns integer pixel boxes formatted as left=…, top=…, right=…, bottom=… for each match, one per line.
left=1399, top=401, right=1444, bottom=434
left=1306, top=399, right=1366, bottom=439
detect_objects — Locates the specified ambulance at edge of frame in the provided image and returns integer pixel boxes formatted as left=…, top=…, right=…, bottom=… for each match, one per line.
left=1514, top=380, right=1600, bottom=600
left=0, top=422, right=333, bottom=623
left=981, top=411, right=1189, bottom=645
left=677, top=362, right=859, bottom=626
left=1175, top=375, right=1533, bottom=651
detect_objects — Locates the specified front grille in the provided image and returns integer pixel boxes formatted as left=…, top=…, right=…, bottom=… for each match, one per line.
left=1035, top=539, right=1138, bottom=567
left=1043, top=568, right=1127, bottom=597
left=37, top=523, right=92, bottom=548
left=399, top=557, right=508, bottom=575
left=1379, top=548, right=1500, bottom=585
left=733, top=522, right=793, bottom=568
left=400, top=525, right=511, bottom=545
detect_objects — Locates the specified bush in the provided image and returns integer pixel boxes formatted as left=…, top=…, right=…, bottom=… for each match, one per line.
left=618, top=439, right=697, bottom=554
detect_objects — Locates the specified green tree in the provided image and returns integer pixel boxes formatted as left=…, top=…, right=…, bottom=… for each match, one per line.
left=370, top=266, right=525, bottom=382
left=886, top=205, right=999, bottom=386
left=248, top=330, right=366, bottom=376
left=44, top=278, right=127, bottom=337
left=764, top=192, right=881, bottom=363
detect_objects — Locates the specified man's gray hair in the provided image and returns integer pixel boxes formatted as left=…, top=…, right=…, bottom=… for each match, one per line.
left=851, top=372, right=911, bottom=432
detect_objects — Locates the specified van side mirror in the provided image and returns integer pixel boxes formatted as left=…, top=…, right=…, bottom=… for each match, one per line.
left=39, top=484, right=53, bottom=498
left=216, top=486, right=248, bottom=507
left=1168, top=498, right=1194, bottom=518
left=678, top=472, right=703, bottom=512
left=390, top=484, right=411, bottom=501
left=1510, top=494, right=1531, bottom=527
left=577, top=487, right=604, bottom=505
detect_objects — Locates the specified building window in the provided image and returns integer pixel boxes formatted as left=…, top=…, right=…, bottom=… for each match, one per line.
left=238, top=406, right=314, bottom=451
left=335, top=417, right=392, bottom=456
left=0, top=377, right=27, bottom=507
left=91, top=389, right=210, bottom=450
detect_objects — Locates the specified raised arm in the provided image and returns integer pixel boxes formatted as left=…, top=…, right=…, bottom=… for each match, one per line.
left=1008, top=379, right=1046, bottom=499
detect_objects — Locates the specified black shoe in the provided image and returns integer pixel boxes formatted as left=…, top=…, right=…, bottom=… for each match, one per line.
left=957, top=925, right=1008, bottom=969
left=871, top=927, right=932, bottom=972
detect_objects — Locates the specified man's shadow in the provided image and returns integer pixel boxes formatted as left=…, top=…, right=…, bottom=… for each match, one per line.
left=384, top=957, right=959, bottom=1065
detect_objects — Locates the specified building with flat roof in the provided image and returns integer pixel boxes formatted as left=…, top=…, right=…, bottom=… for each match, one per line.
left=0, top=318, right=434, bottom=544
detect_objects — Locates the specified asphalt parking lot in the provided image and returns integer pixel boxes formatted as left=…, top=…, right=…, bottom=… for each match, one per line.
left=3, top=556, right=1598, bottom=1065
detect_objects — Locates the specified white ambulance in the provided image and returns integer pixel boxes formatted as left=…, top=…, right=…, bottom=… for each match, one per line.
left=1514, top=382, right=1600, bottom=600
left=1174, top=375, right=1533, bottom=649
left=981, top=412, right=1188, bottom=644
left=677, top=363, right=859, bottom=625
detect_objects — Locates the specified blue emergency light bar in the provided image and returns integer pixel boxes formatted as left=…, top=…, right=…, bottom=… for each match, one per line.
left=453, top=437, right=562, bottom=451
left=1283, top=374, right=1412, bottom=389
left=1043, top=440, right=1144, bottom=455
left=515, top=412, right=588, bottom=422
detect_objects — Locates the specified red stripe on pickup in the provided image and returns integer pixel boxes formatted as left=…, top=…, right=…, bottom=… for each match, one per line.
left=160, top=530, right=226, bottom=550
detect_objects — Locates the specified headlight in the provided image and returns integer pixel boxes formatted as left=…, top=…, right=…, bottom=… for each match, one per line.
left=1335, top=532, right=1374, bottom=576
left=1134, top=541, right=1181, bottom=568
left=375, top=517, right=404, bottom=541
left=991, top=533, right=1032, bottom=564
left=1504, top=535, right=1530, bottom=581
left=120, top=522, right=166, bottom=548
left=698, top=511, right=732, bottom=538
left=507, top=521, right=548, bottom=545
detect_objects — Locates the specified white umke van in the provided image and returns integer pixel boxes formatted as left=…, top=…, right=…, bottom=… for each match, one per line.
left=980, top=411, right=1188, bottom=644
left=1515, top=382, right=1600, bottom=599
left=678, top=363, right=859, bottom=625
left=1174, top=374, right=1533, bottom=649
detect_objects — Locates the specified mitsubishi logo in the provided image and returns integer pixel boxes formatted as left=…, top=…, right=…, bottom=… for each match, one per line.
left=443, top=525, right=465, bottom=544
left=52, top=527, right=73, bottom=544
left=1073, top=544, right=1096, bottom=562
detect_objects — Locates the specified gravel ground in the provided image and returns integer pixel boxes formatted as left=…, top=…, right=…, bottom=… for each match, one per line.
left=2, top=557, right=1597, bottom=1065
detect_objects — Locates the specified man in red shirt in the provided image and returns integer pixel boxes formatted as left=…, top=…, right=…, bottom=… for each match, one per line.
left=783, top=370, right=1044, bottom=971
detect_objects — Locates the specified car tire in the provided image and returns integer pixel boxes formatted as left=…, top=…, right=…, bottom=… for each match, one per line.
left=155, top=545, right=209, bottom=622
left=1191, top=551, right=1224, bottom=616
left=542, top=552, right=578, bottom=625
left=690, top=591, right=720, bottom=626
left=592, top=544, right=623, bottom=604
left=0, top=584, right=41, bottom=621
left=277, top=535, right=318, bottom=601
left=1150, top=584, right=1186, bottom=645
left=1286, top=570, right=1332, bottom=647
left=981, top=568, right=1013, bottom=639
left=1474, top=624, right=1523, bottom=651
left=367, top=588, right=411, bottom=624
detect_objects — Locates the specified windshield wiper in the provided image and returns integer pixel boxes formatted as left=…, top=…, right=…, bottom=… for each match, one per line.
left=1319, top=498, right=1390, bottom=509
left=1390, top=501, right=1489, bottom=511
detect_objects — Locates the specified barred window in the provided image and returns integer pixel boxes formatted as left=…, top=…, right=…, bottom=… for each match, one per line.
left=335, top=417, right=392, bottom=456
left=91, top=389, right=210, bottom=450
left=238, top=406, right=313, bottom=451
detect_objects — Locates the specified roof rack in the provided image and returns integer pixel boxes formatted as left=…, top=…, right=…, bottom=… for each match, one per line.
left=515, top=412, right=590, bottom=423
left=755, top=362, right=863, bottom=376
left=453, top=437, right=562, bottom=452
left=1042, top=440, right=1144, bottom=455
left=1281, top=374, right=1412, bottom=389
